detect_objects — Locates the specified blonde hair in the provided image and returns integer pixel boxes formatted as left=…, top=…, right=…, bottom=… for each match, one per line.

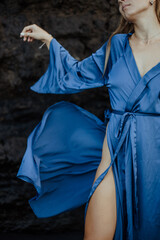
left=102, top=1, right=160, bottom=78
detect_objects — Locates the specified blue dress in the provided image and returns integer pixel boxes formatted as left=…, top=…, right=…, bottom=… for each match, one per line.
left=16, top=32, right=160, bottom=240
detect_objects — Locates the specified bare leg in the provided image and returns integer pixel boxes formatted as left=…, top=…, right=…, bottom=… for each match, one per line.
left=83, top=124, right=117, bottom=240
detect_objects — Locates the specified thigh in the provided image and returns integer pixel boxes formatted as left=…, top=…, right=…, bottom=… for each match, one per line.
left=84, top=124, right=117, bottom=240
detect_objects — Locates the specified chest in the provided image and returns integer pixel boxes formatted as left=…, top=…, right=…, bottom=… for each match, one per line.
left=129, top=39, right=160, bottom=78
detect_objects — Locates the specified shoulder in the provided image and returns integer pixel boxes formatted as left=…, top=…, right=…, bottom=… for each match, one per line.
left=111, top=33, right=127, bottom=48
left=109, top=33, right=127, bottom=61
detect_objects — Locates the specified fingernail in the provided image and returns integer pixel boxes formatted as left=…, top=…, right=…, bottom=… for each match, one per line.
left=20, top=32, right=24, bottom=36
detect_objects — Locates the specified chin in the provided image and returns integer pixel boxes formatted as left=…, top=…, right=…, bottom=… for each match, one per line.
left=121, top=10, right=136, bottom=23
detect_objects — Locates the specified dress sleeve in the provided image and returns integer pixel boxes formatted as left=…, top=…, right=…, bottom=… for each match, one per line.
left=30, top=38, right=111, bottom=94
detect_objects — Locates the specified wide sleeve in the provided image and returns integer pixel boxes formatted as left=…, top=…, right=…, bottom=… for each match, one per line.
left=30, top=38, right=111, bottom=94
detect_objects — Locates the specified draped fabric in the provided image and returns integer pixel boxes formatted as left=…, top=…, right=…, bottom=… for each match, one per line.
left=17, top=33, right=160, bottom=240
left=30, top=37, right=111, bottom=94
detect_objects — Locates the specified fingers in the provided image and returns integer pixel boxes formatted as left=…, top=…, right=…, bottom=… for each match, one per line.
left=20, top=31, right=31, bottom=41
left=26, top=30, right=34, bottom=42
left=28, top=35, right=34, bottom=42
left=20, top=31, right=34, bottom=42
left=20, top=24, right=36, bottom=41
left=21, top=24, right=35, bottom=34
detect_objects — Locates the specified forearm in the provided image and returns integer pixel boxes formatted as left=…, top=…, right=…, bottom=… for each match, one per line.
left=43, top=33, right=54, bottom=50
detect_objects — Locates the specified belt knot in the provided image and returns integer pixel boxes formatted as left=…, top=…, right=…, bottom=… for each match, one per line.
left=116, top=111, right=135, bottom=139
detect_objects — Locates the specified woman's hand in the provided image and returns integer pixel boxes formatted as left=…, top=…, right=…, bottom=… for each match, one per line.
left=20, top=24, right=53, bottom=48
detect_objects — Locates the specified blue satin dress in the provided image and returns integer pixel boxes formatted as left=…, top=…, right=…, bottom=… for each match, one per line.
left=17, top=32, right=160, bottom=240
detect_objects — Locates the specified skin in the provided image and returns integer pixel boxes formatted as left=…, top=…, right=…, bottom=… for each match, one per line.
left=118, top=0, right=160, bottom=78
left=118, top=0, right=159, bottom=40
left=20, top=24, right=53, bottom=50
left=84, top=1, right=160, bottom=240
left=83, top=123, right=117, bottom=240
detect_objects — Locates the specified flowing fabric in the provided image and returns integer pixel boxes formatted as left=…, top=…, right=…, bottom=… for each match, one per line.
left=17, top=33, right=160, bottom=240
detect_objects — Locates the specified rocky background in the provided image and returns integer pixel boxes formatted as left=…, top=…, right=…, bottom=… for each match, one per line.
left=0, top=0, right=120, bottom=237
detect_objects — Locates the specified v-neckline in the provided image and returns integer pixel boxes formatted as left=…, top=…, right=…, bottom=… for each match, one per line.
left=127, top=32, right=160, bottom=80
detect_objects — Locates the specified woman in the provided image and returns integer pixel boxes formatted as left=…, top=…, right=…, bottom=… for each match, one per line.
left=17, top=0, right=160, bottom=239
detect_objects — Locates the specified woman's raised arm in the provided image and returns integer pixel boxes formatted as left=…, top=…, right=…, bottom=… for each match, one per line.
left=20, top=24, right=111, bottom=94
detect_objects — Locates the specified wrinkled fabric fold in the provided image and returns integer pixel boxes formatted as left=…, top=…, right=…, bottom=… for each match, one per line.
left=30, top=38, right=110, bottom=94
left=17, top=101, right=107, bottom=218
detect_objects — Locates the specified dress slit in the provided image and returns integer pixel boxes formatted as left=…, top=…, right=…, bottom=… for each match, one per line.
left=84, top=125, right=124, bottom=239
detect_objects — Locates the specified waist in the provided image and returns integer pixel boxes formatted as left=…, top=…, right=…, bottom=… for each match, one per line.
left=111, top=109, right=160, bottom=117
left=104, top=108, right=160, bottom=121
